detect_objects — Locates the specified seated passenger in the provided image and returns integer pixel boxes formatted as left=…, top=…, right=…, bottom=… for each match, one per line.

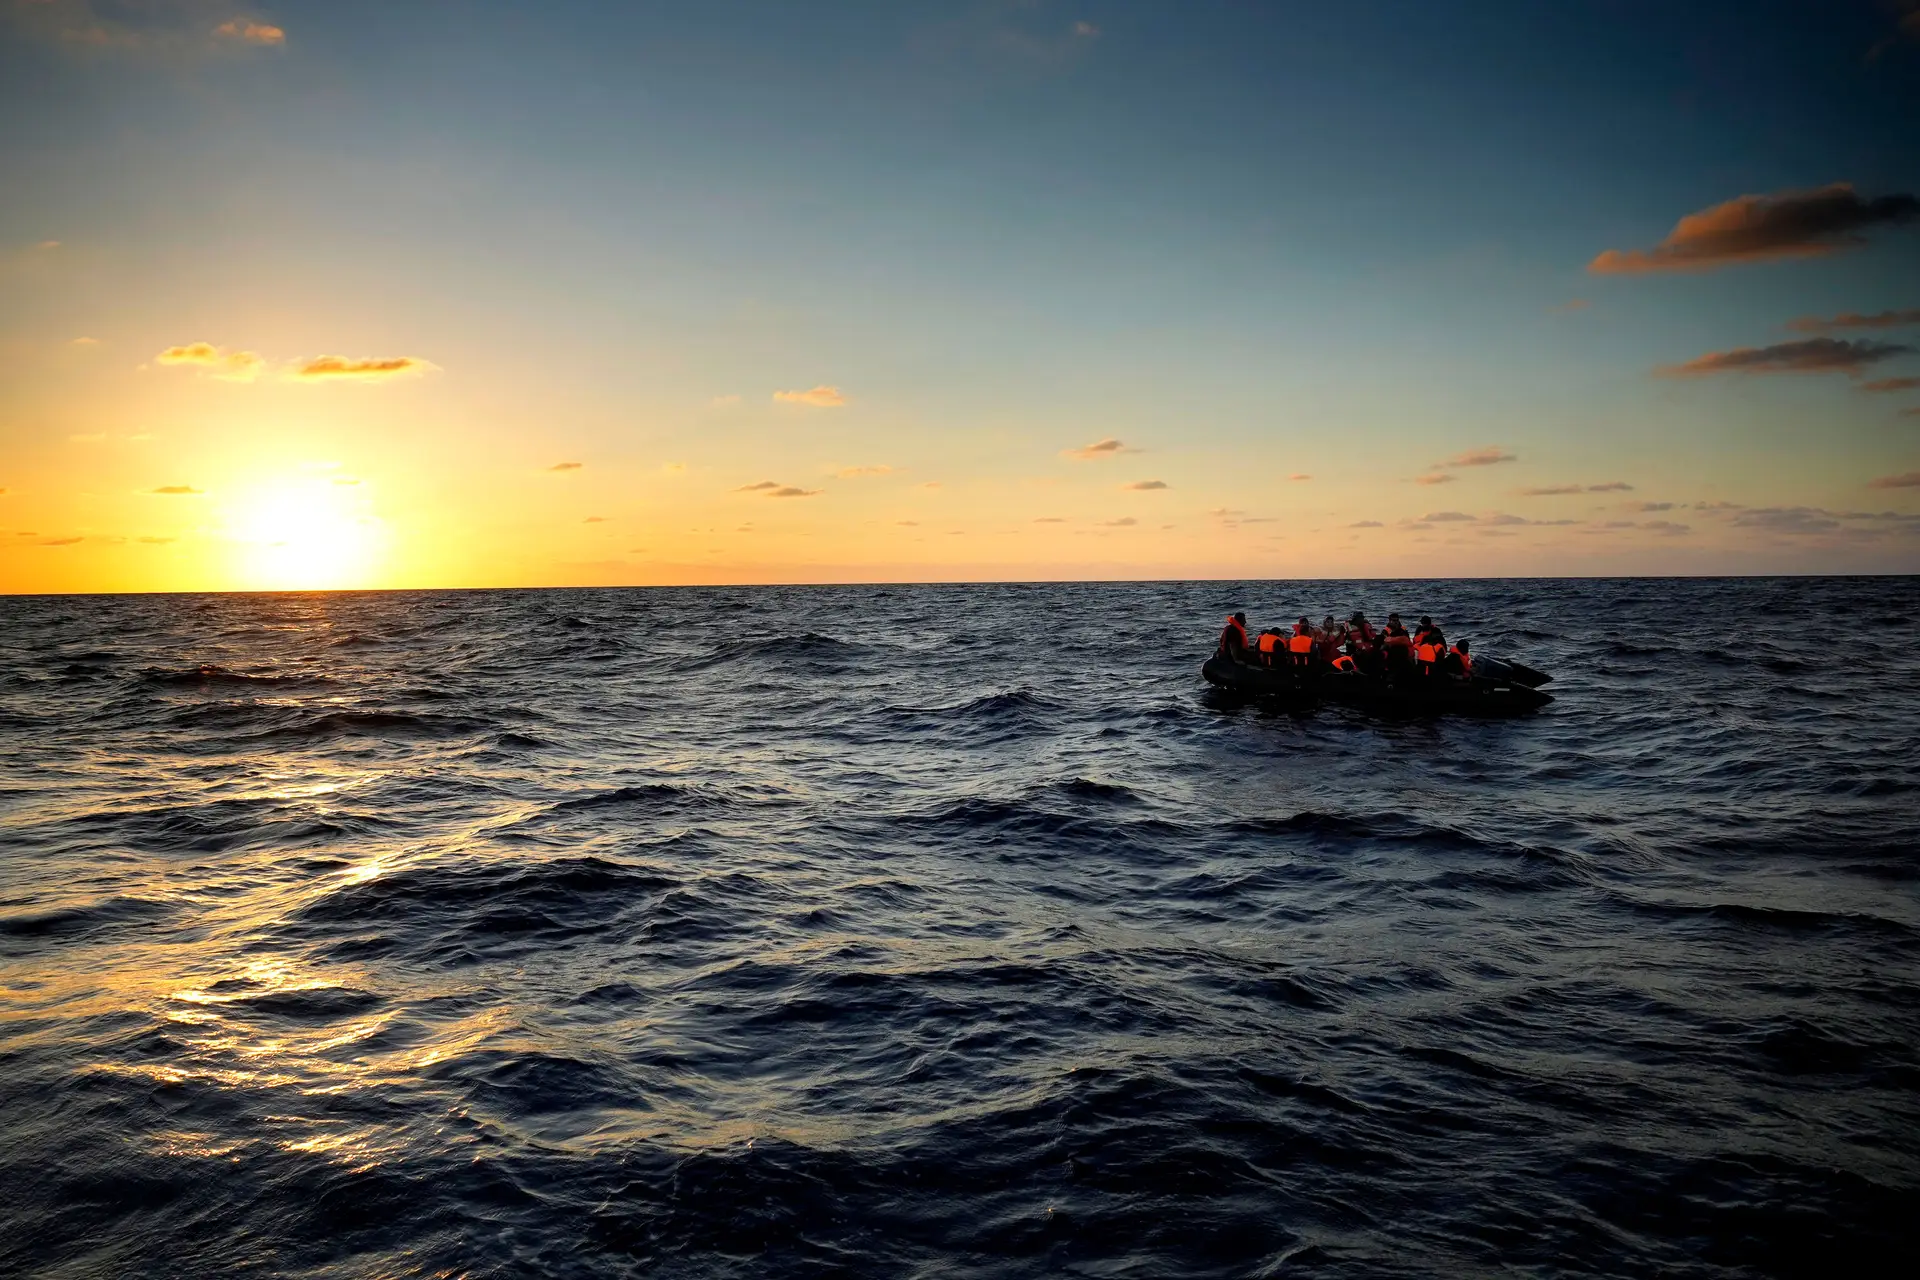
left=1444, top=638, right=1473, bottom=678
left=1382, top=615, right=1414, bottom=672
left=1256, top=629, right=1287, bottom=666
left=1286, top=617, right=1316, bottom=667
left=1217, top=611, right=1250, bottom=659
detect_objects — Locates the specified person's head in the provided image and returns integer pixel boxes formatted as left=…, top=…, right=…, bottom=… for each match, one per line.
left=1349, top=612, right=1365, bottom=625
left=1419, top=615, right=1433, bottom=627
left=1233, top=611, right=1246, bottom=624
left=1387, top=613, right=1401, bottom=623
left=1323, top=616, right=1337, bottom=628
left=1457, top=639, right=1470, bottom=652
left=1298, top=616, right=1310, bottom=627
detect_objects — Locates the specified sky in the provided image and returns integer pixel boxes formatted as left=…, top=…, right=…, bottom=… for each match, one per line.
left=2, top=0, right=1919, bottom=592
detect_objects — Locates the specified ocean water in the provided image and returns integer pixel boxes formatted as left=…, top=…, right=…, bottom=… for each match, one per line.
left=2, top=578, right=1917, bottom=1278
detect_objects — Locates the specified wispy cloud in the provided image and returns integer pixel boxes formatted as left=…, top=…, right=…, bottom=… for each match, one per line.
left=1441, top=447, right=1517, bottom=468
left=1099, top=517, right=1137, bottom=527
left=736, top=480, right=820, bottom=497
left=1421, top=511, right=1476, bottom=522
left=1121, top=479, right=1168, bottom=491
left=1587, top=481, right=1634, bottom=492
left=1414, top=473, right=1457, bottom=486
left=835, top=464, right=895, bottom=478
left=584, top=516, right=607, bottom=523
left=1657, top=338, right=1911, bottom=377
left=138, top=536, right=176, bottom=544
left=1062, top=437, right=1132, bottom=460
left=1590, top=184, right=1920, bottom=274
left=1868, top=472, right=1920, bottom=490
left=1033, top=516, right=1066, bottom=523
left=293, top=354, right=434, bottom=381
left=1288, top=473, right=1312, bottom=481
left=213, top=18, right=284, bottom=46
left=773, top=385, right=846, bottom=407
left=154, top=341, right=263, bottom=381
left=1861, top=376, right=1920, bottom=393
left=1787, top=308, right=1920, bottom=333
left=1517, top=484, right=1582, bottom=496
left=1348, top=520, right=1383, bottom=528
left=548, top=461, right=582, bottom=472
left=150, top=484, right=202, bottom=495
left=40, top=536, right=83, bottom=546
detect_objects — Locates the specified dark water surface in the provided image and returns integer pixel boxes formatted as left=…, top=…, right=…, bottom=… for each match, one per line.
left=3, top=579, right=1917, bottom=1278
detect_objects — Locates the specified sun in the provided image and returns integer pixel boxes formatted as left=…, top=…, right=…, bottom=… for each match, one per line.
left=226, top=478, right=387, bottom=590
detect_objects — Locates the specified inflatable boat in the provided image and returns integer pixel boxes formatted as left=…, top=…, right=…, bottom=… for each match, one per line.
left=1201, top=652, right=1554, bottom=716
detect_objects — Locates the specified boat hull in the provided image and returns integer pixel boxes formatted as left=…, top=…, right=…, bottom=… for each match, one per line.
left=1202, top=654, right=1554, bottom=716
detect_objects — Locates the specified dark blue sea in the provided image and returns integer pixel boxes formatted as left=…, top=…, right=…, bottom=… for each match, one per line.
left=3, top=579, right=1917, bottom=1278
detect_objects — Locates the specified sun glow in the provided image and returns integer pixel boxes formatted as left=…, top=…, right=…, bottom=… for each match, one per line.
left=225, top=479, right=387, bottom=590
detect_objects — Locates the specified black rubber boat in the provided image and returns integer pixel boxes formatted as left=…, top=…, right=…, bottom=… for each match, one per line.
left=1201, top=653, right=1554, bottom=716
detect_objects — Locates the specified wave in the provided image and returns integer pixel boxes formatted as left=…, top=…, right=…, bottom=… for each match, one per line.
left=139, top=664, right=335, bottom=688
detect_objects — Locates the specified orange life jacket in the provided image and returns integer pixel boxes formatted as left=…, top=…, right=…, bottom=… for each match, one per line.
left=1415, top=642, right=1438, bottom=665
left=1257, top=632, right=1283, bottom=655
left=1453, top=647, right=1471, bottom=674
left=1330, top=654, right=1356, bottom=672
left=1222, top=616, right=1248, bottom=649
left=1287, top=633, right=1315, bottom=654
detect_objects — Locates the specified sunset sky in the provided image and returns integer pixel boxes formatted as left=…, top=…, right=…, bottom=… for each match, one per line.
left=3, top=0, right=1919, bottom=592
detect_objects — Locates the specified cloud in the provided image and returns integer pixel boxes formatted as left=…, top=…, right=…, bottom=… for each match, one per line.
left=1589, top=184, right=1920, bottom=274
left=1062, top=437, right=1131, bottom=460
left=1033, top=516, right=1066, bottom=523
left=1100, top=517, right=1137, bottom=527
left=138, top=536, right=176, bottom=544
left=1788, top=309, right=1920, bottom=333
left=1480, top=513, right=1529, bottom=526
left=1861, top=376, right=1920, bottom=393
left=40, top=536, right=83, bottom=546
left=1421, top=511, right=1476, bottom=522
left=1658, top=338, right=1911, bottom=377
left=548, top=461, right=582, bottom=472
left=70, top=336, right=98, bottom=345
left=154, top=341, right=263, bottom=381
left=1905, top=407, right=1920, bottom=417
left=1587, top=481, right=1634, bottom=492
left=1414, top=473, right=1457, bottom=486
left=150, top=484, right=201, bottom=494
left=1632, top=501, right=1676, bottom=512
left=1868, top=472, right=1920, bottom=489
left=1288, top=473, right=1312, bottom=481
left=773, top=385, right=846, bottom=407
left=1441, top=447, right=1517, bottom=468
left=584, top=516, right=607, bottom=523
left=835, top=464, right=895, bottom=478
left=294, top=354, right=433, bottom=381
left=1122, top=479, right=1169, bottom=490
left=1518, top=484, right=1583, bottom=496
left=1644, top=521, right=1692, bottom=536
left=1348, top=520, right=1383, bottom=528
left=737, top=480, right=819, bottom=497
left=213, top=19, right=284, bottom=45
left=710, top=394, right=741, bottom=407
left=1731, top=507, right=1841, bottom=533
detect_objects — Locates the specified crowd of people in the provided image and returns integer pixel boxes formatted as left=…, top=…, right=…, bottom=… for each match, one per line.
left=1216, top=610, right=1474, bottom=678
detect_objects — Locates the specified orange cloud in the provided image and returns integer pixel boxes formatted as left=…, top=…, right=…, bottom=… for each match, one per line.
left=1861, top=376, right=1920, bottom=393
left=138, top=536, right=176, bottom=544
left=1063, top=437, right=1132, bottom=460
left=736, top=481, right=820, bottom=497
left=1122, top=479, right=1168, bottom=490
left=773, top=385, right=846, bottom=407
left=836, top=464, right=895, bottom=478
left=548, top=462, right=582, bottom=472
left=1100, top=517, right=1137, bottom=527
left=40, top=536, right=83, bottom=546
left=294, top=355, right=433, bottom=381
left=1787, top=308, right=1920, bottom=333
left=1288, top=473, right=1312, bottom=481
left=213, top=20, right=285, bottom=46
left=584, top=516, right=607, bottom=523
left=1868, top=472, right=1920, bottom=489
left=150, top=484, right=202, bottom=494
left=1657, top=338, right=1910, bottom=377
left=154, top=341, right=263, bottom=381
left=1518, top=484, right=1582, bottom=496
left=1414, top=473, right=1457, bottom=486
left=1590, top=184, right=1919, bottom=274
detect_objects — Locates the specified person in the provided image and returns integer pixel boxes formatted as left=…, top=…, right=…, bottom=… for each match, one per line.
left=1444, top=638, right=1473, bottom=678
left=1255, top=629, right=1287, bottom=666
left=1414, top=615, right=1446, bottom=650
left=1318, top=615, right=1345, bottom=665
left=1286, top=616, right=1316, bottom=667
left=1217, top=611, right=1250, bottom=659
left=1382, top=614, right=1414, bottom=673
